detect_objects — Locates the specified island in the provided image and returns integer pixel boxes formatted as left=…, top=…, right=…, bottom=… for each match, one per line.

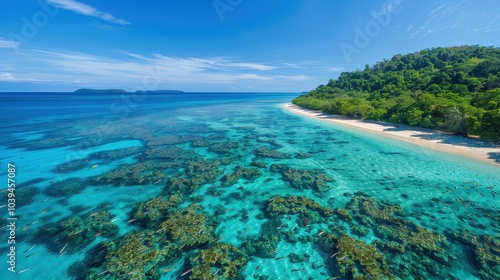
left=292, top=45, right=500, bottom=141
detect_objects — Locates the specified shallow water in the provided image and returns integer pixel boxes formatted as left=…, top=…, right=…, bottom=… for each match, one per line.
left=0, top=92, right=499, bottom=280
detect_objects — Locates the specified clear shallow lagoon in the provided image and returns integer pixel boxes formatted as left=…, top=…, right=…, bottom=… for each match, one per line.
left=0, top=92, right=499, bottom=280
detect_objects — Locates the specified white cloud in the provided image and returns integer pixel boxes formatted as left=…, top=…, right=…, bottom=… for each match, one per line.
left=276, top=75, right=311, bottom=81
left=224, top=63, right=277, bottom=71
left=0, top=47, right=329, bottom=91
left=406, top=21, right=415, bottom=32
left=0, top=73, right=16, bottom=81
left=46, top=0, right=130, bottom=25
left=410, top=20, right=431, bottom=37
left=325, top=67, right=345, bottom=72
left=282, top=63, right=302, bottom=69
left=372, top=0, right=402, bottom=18
left=0, top=72, right=42, bottom=82
left=2, top=49, right=316, bottom=88
left=91, top=21, right=129, bottom=32
left=409, top=0, right=500, bottom=37
left=0, top=37, right=21, bottom=48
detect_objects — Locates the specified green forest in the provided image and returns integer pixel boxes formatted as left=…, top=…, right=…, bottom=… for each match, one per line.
left=293, top=46, right=500, bottom=140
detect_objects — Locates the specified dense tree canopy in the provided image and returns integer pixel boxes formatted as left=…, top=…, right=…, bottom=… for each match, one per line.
left=293, top=46, right=500, bottom=140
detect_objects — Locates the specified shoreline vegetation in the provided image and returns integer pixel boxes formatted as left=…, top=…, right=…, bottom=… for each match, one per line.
left=282, top=103, right=500, bottom=165
left=293, top=46, right=500, bottom=141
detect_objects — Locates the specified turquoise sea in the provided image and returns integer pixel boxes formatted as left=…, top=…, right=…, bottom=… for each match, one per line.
left=0, top=92, right=499, bottom=280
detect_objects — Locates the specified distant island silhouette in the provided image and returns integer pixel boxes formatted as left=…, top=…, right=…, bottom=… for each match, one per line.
left=74, top=89, right=184, bottom=93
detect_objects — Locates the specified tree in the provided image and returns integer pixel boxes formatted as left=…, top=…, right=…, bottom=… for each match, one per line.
left=444, top=107, right=468, bottom=135
left=480, top=109, right=500, bottom=140
left=405, top=108, right=424, bottom=126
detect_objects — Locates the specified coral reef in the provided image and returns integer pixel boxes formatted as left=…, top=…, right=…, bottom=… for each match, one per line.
left=16, top=185, right=41, bottom=207
left=241, top=234, right=280, bottom=258
left=185, top=159, right=222, bottom=174
left=191, top=136, right=210, bottom=147
left=347, top=196, right=450, bottom=254
left=295, top=152, right=312, bottom=159
left=160, top=205, right=215, bottom=247
left=335, top=208, right=353, bottom=221
left=72, top=204, right=217, bottom=279
left=319, top=233, right=393, bottom=279
left=88, top=146, right=143, bottom=161
left=256, top=138, right=283, bottom=148
left=209, top=141, right=239, bottom=154
left=145, top=135, right=185, bottom=146
left=241, top=217, right=281, bottom=258
left=288, top=252, right=310, bottom=263
left=53, top=159, right=89, bottom=173
left=351, top=225, right=369, bottom=237
left=92, top=161, right=172, bottom=186
left=266, top=195, right=335, bottom=220
left=254, top=147, right=290, bottom=159
left=44, top=178, right=86, bottom=197
left=132, top=195, right=182, bottom=227
left=146, top=146, right=196, bottom=160
left=166, top=158, right=227, bottom=194
left=270, top=164, right=335, bottom=194
left=266, top=194, right=458, bottom=278
left=76, top=230, right=177, bottom=280
left=250, top=161, right=266, bottom=168
left=188, top=243, right=247, bottom=279
left=32, top=209, right=119, bottom=254
left=348, top=196, right=403, bottom=225
left=448, top=230, right=500, bottom=279
left=104, top=231, right=175, bottom=280
left=345, top=195, right=456, bottom=277
left=221, top=167, right=261, bottom=187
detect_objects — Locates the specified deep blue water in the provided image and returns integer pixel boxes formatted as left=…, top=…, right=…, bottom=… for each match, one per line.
left=0, top=92, right=499, bottom=280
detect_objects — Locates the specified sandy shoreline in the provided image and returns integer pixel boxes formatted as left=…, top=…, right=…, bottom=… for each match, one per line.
left=282, top=103, right=500, bottom=166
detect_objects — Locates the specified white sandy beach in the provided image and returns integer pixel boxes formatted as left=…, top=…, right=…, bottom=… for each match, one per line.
left=282, top=103, right=500, bottom=166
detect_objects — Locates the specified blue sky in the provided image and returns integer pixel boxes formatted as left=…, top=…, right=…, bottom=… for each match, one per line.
left=0, top=0, right=499, bottom=92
